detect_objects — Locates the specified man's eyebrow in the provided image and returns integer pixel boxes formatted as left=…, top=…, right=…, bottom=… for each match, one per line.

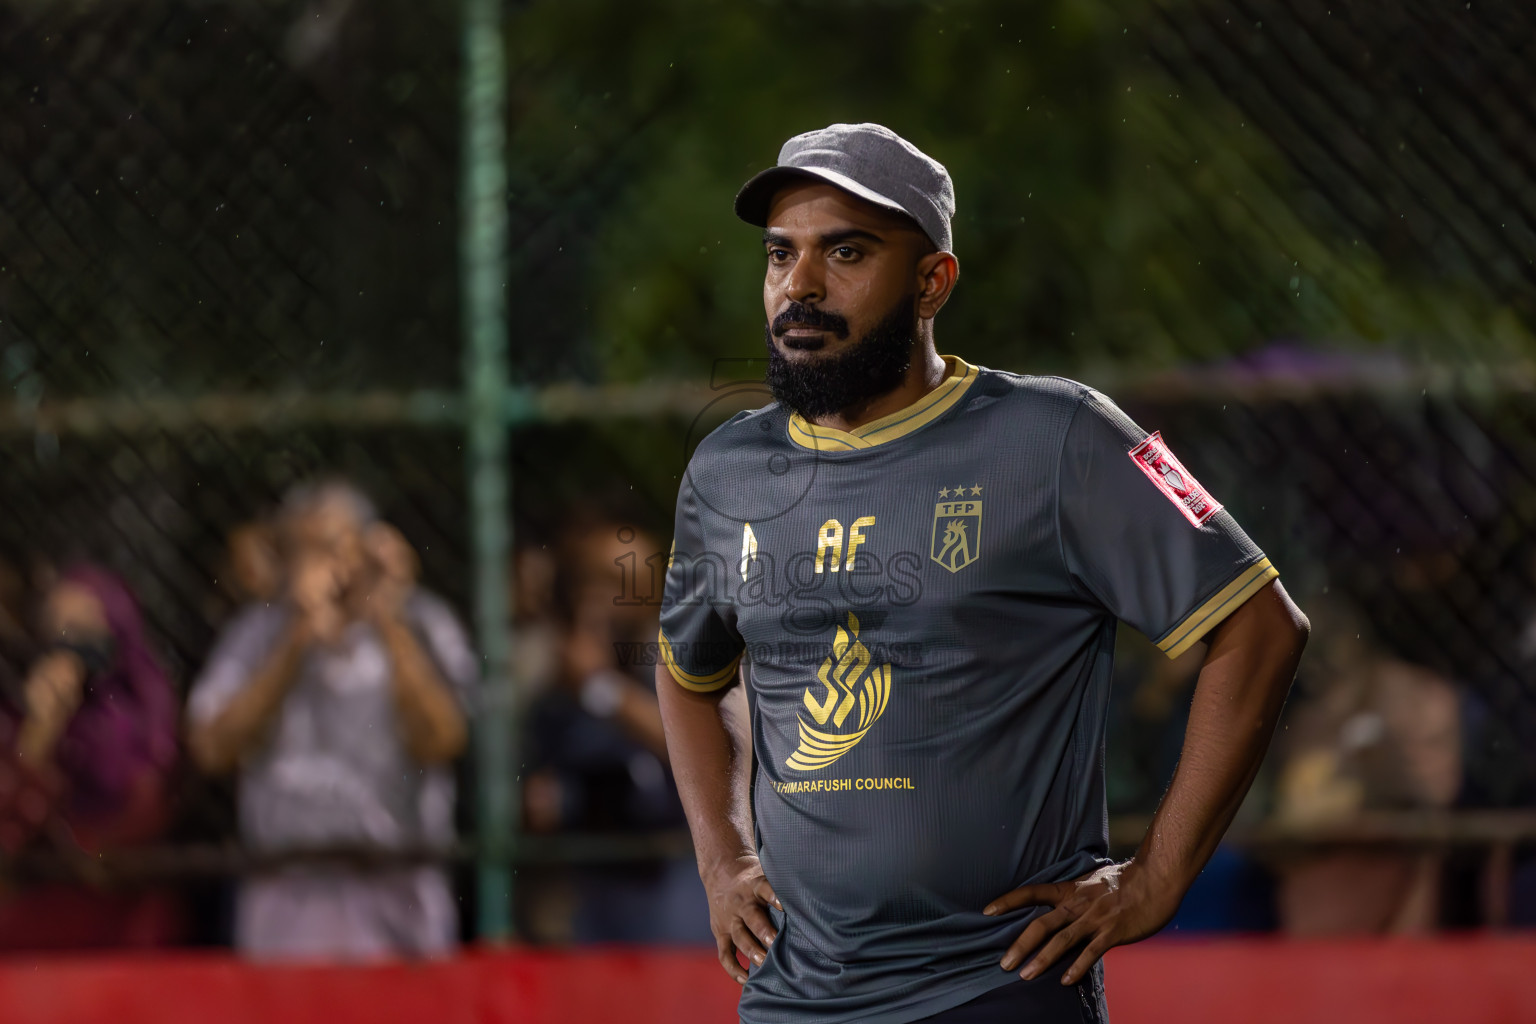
left=818, top=229, right=885, bottom=247
left=761, top=228, right=887, bottom=248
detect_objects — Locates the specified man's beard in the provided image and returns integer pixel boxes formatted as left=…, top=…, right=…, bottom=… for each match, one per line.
left=763, top=296, right=918, bottom=421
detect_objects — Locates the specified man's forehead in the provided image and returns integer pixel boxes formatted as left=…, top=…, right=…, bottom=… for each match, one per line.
left=294, top=500, right=359, bottom=532
left=763, top=181, right=922, bottom=239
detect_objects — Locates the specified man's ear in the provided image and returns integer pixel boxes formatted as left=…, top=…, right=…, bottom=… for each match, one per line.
left=916, top=251, right=959, bottom=320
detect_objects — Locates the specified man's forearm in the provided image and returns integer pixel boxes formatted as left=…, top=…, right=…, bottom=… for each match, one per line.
left=190, top=621, right=308, bottom=775
left=655, top=662, right=755, bottom=876
left=1135, top=581, right=1309, bottom=892
left=378, top=615, right=467, bottom=764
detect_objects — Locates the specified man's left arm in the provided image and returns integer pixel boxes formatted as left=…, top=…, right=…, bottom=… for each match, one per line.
left=988, top=390, right=1310, bottom=983
left=986, top=578, right=1308, bottom=983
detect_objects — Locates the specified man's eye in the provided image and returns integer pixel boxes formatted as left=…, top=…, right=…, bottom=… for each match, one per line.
left=832, top=246, right=857, bottom=259
left=767, top=248, right=790, bottom=262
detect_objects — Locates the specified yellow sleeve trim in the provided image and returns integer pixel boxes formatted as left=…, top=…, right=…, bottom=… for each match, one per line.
left=1156, top=558, right=1279, bottom=659
left=657, top=626, right=742, bottom=692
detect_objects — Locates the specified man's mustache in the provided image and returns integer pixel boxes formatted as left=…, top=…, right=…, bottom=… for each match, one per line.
left=770, top=302, right=850, bottom=340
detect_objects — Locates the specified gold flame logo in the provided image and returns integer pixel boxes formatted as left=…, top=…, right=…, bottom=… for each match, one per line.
left=935, top=518, right=972, bottom=571
left=786, top=611, right=892, bottom=772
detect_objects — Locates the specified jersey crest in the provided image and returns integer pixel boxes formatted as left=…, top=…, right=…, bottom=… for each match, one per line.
left=930, top=487, right=983, bottom=573
left=1128, top=431, right=1222, bottom=527
left=786, top=611, right=892, bottom=772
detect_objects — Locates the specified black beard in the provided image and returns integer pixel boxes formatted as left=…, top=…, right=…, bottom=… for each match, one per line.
left=764, top=297, right=918, bottom=421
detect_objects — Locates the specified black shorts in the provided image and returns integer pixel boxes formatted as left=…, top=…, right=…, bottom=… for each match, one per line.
left=912, top=958, right=1107, bottom=1024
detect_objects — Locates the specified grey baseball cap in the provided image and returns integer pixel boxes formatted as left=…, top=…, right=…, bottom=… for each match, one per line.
left=734, top=123, right=956, bottom=253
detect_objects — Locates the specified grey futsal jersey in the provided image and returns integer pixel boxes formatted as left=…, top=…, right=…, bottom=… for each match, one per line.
left=658, top=354, right=1277, bottom=1024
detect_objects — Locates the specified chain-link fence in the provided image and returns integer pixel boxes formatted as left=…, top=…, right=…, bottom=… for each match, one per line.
left=1, top=0, right=1535, bottom=947
left=0, top=0, right=482, bottom=947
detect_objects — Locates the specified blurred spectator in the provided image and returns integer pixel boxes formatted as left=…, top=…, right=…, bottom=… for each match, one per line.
left=1271, top=596, right=1461, bottom=935
left=0, top=557, right=185, bottom=950
left=509, top=542, right=560, bottom=711
left=506, top=540, right=573, bottom=938
left=186, top=479, right=476, bottom=960
left=519, top=513, right=710, bottom=944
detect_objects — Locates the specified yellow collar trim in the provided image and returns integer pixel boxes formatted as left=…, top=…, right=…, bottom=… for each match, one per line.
left=786, top=354, right=979, bottom=452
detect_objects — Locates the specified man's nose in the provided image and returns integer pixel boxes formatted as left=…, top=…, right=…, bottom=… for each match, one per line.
left=783, top=252, right=825, bottom=306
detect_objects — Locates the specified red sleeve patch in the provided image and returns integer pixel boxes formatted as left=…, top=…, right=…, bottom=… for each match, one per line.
left=1128, top=431, right=1223, bottom=527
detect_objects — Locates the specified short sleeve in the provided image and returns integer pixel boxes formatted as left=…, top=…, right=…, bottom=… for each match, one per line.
left=408, top=591, right=480, bottom=713
left=1058, top=390, right=1278, bottom=659
left=186, top=605, right=287, bottom=726
left=657, top=467, right=745, bottom=693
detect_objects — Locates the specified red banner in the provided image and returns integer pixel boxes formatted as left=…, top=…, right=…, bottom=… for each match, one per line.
left=0, top=937, right=1532, bottom=1024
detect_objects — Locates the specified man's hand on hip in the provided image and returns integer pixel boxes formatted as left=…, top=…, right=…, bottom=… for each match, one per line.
left=705, top=854, right=782, bottom=985
left=983, top=860, right=1178, bottom=986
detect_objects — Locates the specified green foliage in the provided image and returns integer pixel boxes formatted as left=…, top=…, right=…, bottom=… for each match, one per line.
left=503, top=0, right=1534, bottom=384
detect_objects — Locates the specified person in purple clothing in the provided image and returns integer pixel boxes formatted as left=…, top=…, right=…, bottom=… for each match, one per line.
left=0, top=558, right=185, bottom=949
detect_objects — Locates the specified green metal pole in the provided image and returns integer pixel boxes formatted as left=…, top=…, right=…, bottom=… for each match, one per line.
left=461, top=0, right=514, bottom=941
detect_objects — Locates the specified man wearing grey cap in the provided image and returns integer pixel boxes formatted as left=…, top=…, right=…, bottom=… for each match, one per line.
left=656, top=123, right=1309, bottom=1022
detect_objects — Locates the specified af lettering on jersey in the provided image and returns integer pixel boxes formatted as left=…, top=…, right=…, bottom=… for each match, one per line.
left=1127, top=431, right=1222, bottom=527
left=783, top=486, right=983, bottom=778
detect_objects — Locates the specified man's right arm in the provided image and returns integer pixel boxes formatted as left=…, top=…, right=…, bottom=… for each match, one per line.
left=655, top=663, right=779, bottom=985
left=188, top=619, right=308, bottom=777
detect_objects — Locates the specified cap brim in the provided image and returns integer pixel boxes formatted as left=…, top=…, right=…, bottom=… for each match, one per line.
left=734, top=166, right=913, bottom=229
